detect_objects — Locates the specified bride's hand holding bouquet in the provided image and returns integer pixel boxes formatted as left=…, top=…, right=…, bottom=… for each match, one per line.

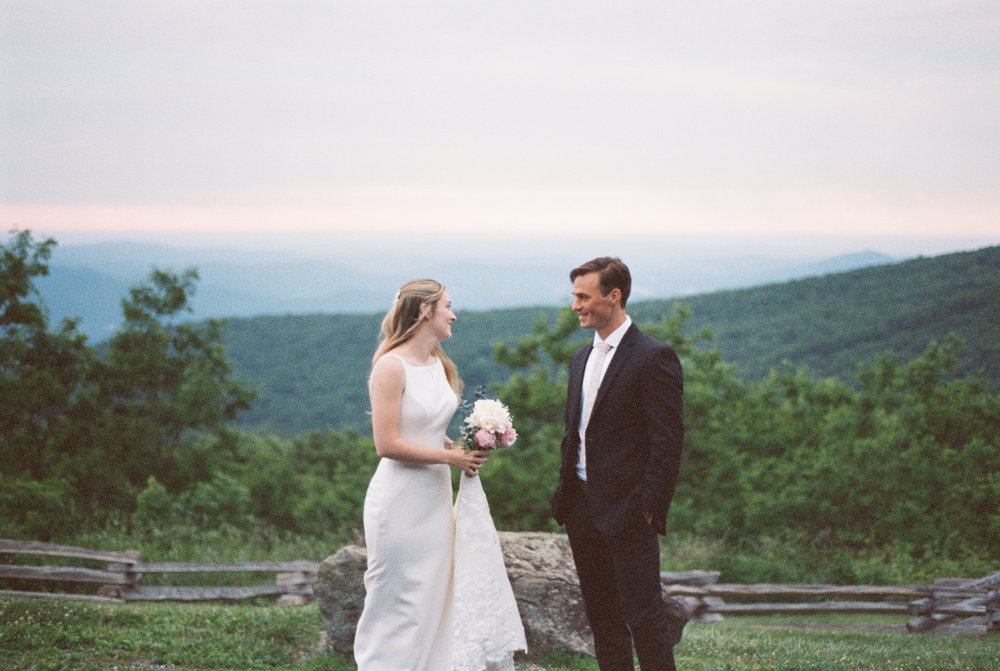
left=445, top=439, right=489, bottom=477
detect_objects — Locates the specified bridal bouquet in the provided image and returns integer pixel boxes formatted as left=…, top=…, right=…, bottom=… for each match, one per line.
left=460, top=398, right=517, bottom=451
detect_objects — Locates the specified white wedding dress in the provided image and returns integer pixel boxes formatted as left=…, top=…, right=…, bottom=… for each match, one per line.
left=354, top=354, right=526, bottom=671
left=354, top=355, right=458, bottom=670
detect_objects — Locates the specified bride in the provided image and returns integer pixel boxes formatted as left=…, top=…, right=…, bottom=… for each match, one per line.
left=353, top=279, right=527, bottom=671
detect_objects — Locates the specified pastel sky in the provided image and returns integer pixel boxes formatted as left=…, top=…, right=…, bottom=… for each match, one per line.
left=2, top=1, right=998, bottom=257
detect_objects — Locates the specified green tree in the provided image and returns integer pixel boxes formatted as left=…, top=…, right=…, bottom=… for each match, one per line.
left=1, top=230, right=92, bottom=477
left=0, top=230, right=92, bottom=537
left=675, top=334, right=1000, bottom=563
left=640, top=305, right=750, bottom=537
left=90, top=268, right=257, bottom=508
left=845, top=337, right=1000, bottom=554
left=483, top=308, right=581, bottom=530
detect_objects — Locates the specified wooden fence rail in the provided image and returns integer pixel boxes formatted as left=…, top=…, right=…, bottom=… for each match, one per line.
left=668, top=584, right=922, bottom=616
left=0, top=539, right=140, bottom=564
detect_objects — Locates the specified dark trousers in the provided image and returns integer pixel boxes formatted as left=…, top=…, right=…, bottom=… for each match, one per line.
left=565, top=479, right=676, bottom=671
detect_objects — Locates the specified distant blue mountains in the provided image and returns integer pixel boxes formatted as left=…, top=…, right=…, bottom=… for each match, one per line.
left=38, top=239, right=898, bottom=341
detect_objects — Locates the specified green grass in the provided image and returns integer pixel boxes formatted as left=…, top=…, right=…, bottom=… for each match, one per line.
left=678, top=615, right=1000, bottom=670
left=4, top=527, right=997, bottom=669
left=0, top=597, right=340, bottom=671
left=2, top=598, right=998, bottom=670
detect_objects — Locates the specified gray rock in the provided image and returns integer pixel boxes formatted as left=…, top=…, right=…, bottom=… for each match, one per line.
left=496, top=531, right=594, bottom=657
left=314, top=544, right=367, bottom=655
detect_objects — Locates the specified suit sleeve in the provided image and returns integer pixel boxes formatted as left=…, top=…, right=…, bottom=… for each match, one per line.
left=638, top=343, right=684, bottom=531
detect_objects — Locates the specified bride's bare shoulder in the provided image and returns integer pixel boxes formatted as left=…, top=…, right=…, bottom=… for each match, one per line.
left=371, top=352, right=405, bottom=386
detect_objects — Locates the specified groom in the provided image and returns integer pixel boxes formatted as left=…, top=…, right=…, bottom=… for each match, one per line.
left=551, top=257, right=685, bottom=671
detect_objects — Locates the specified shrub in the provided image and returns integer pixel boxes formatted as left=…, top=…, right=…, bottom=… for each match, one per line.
left=0, top=476, right=77, bottom=540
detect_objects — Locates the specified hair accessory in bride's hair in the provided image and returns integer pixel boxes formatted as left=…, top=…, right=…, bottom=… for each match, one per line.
left=393, top=290, right=401, bottom=304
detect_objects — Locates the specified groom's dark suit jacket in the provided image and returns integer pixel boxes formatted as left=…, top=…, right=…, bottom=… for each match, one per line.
left=552, top=323, right=684, bottom=535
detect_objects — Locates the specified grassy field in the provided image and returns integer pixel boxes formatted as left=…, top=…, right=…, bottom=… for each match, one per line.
left=2, top=597, right=998, bottom=670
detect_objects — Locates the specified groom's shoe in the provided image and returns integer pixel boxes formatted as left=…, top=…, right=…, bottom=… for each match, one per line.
left=663, top=595, right=691, bottom=647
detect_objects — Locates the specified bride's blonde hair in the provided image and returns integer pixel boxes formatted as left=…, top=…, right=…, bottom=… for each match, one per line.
left=373, top=279, right=463, bottom=397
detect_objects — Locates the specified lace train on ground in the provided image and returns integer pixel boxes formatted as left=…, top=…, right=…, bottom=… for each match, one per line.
left=453, top=474, right=527, bottom=671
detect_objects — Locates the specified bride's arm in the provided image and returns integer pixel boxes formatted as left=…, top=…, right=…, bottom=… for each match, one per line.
left=370, top=357, right=486, bottom=473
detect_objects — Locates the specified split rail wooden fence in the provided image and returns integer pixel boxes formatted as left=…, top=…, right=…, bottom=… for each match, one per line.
left=661, top=568, right=998, bottom=635
left=0, top=539, right=318, bottom=605
left=2, top=539, right=996, bottom=635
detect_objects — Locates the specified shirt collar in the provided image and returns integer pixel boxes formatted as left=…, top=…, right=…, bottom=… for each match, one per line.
left=594, top=315, right=631, bottom=350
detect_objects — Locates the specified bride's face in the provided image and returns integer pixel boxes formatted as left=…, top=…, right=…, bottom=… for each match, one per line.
left=426, top=290, right=456, bottom=341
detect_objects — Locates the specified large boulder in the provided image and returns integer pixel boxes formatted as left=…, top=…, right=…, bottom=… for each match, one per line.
left=314, top=532, right=594, bottom=658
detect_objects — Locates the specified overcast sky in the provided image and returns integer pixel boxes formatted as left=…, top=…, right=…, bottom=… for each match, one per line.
left=2, top=1, right=998, bottom=259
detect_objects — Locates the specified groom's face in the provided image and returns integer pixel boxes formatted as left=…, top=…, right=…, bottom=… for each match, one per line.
left=571, top=272, right=618, bottom=333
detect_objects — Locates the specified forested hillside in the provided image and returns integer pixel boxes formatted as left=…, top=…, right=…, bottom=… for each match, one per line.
left=640, top=245, right=1000, bottom=383
left=223, top=245, right=1000, bottom=434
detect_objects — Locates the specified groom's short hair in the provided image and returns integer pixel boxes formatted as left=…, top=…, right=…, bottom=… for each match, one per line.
left=570, top=256, right=632, bottom=308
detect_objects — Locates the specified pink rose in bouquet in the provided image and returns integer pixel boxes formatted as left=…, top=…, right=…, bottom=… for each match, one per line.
left=475, top=429, right=497, bottom=449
